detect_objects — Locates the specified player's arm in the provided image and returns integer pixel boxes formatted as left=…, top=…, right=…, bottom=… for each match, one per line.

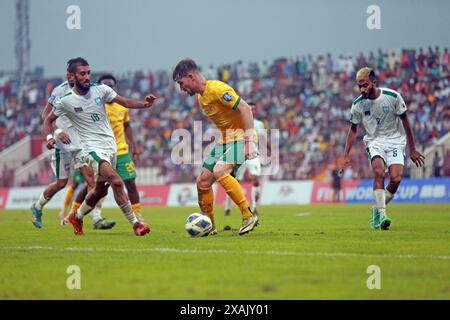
left=124, top=121, right=139, bottom=161
left=340, top=123, right=358, bottom=174
left=112, top=94, right=157, bottom=109
left=236, top=100, right=258, bottom=160
left=41, top=103, right=53, bottom=120
left=43, top=100, right=71, bottom=149
left=400, top=113, right=425, bottom=167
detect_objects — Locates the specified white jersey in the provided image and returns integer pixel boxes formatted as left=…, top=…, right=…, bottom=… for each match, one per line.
left=350, top=88, right=407, bottom=147
left=48, top=81, right=82, bottom=152
left=253, top=119, right=265, bottom=149
left=52, top=84, right=118, bottom=154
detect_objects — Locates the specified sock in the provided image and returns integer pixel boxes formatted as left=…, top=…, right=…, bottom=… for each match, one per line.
left=252, top=185, right=261, bottom=211
left=91, top=197, right=105, bottom=223
left=35, top=193, right=50, bottom=210
left=132, top=203, right=142, bottom=218
left=63, top=186, right=75, bottom=212
left=119, top=201, right=139, bottom=225
left=217, top=173, right=253, bottom=218
left=374, top=189, right=386, bottom=217
left=224, top=195, right=232, bottom=211
left=197, top=186, right=215, bottom=224
left=76, top=201, right=93, bottom=220
left=385, top=189, right=394, bottom=205
left=71, top=201, right=81, bottom=214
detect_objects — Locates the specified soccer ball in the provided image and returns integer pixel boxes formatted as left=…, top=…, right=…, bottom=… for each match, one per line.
left=185, top=213, right=213, bottom=237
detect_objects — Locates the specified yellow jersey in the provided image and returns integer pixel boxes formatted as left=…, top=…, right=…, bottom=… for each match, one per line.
left=197, top=80, right=244, bottom=144
left=105, top=102, right=130, bottom=156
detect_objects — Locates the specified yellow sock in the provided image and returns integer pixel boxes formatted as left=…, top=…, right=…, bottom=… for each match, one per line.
left=217, top=173, right=253, bottom=217
left=132, top=203, right=142, bottom=218
left=197, top=186, right=215, bottom=224
left=63, top=186, right=75, bottom=211
left=71, top=201, right=81, bottom=213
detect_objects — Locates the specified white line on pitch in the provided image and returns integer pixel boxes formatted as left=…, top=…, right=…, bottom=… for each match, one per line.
left=2, top=246, right=450, bottom=261
left=294, top=212, right=311, bottom=217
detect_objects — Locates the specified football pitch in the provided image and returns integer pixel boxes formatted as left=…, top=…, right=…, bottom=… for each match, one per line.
left=0, top=203, right=449, bottom=300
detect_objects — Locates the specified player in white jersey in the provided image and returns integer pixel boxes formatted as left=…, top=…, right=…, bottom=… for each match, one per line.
left=44, top=57, right=156, bottom=236
left=225, top=102, right=264, bottom=216
left=30, top=59, right=113, bottom=229
left=341, top=67, right=424, bottom=230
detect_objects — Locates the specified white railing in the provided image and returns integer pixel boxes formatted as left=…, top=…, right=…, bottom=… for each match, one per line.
left=0, top=136, right=31, bottom=171
left=13, top=150, right=52, bottom=186
left=135, top=167, right=166, bottom=184
left=410, top=132, right=450, bottom=178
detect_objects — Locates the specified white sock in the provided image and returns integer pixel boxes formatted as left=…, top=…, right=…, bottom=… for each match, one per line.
left=225, top=195, right=232, bottom=211
left=91, top=197, right=106, bottom=223
left=76, top=201, right=93, bottom=220
left=34, top=193, right=50, bottom=210
left=119, top=201, right=139, bottom=225
left=374, top=189, right=386, bottom=217
left=385, top=190, right=394, bottom=205
left=252, top=186, right=260, bottom=211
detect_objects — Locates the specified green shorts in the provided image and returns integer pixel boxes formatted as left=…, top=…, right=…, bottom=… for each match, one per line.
left=116, top=153, right=136, bottom=180
left=203, top=140, right=245, bottom=177
left=72, top=169, right=85, bottom=184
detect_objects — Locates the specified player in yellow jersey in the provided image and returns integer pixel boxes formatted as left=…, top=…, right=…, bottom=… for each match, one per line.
left=62, top=74, right=145, bottom=227
left=173, top=58, right=259, bottom=235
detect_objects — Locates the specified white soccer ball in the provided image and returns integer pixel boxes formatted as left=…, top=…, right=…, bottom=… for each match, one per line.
left=185, top=213, right=213, bottom=237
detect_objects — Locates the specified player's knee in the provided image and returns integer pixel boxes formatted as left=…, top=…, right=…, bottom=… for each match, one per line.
left=390, top=175, right=402, bottom=186
left=213, top=165, right=231, bottom=179
left=196, top=174, right=212, bottom=189
left=373, top=168, right=385, bottom=180
left=110, top=176, right=124, bottom=190
left=56, top=179, right=68, bottom=189
left=124, top=179, right=137, bottom=193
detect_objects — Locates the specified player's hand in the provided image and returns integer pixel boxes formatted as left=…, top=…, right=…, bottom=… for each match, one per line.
left=57, top=131, right=71, bottom=144
left=132, top=148, right=140, bottom=162
left=410, top=148, right=425, bottom=167
left=144, top=94, right=157, bottom=108
left=339, top=155, right=351, bottom=176
left=46, top=138, right=56, bottom=150
left=245, top=140, right=259, bottom=160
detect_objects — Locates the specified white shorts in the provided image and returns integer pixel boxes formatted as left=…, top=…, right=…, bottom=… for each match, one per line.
left=51, top=149, right=85, bottom=180
left=84, top=151, right=117, bottom=182
left=366, top=144, right=405, bottom=169
left=235, top=157, right=261, bottom=181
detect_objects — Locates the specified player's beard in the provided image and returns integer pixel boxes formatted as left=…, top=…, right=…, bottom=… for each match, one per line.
left=75, top=78, right=90, bottom=94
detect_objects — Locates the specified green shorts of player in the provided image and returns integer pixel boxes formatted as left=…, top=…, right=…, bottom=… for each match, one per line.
left=203, top=140, right=245, bottom=177
left=72, top=169, right=85, bottom=184
left=116, top=152, right=136, bottom=181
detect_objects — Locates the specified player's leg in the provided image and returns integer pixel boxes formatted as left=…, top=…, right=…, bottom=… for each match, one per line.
left=371, top=154, right=387, bottom=229
left=31, top=149, right=70, bottom=228
left=225, top=161, right=245, bottom=216
left=78, top=163, right=115, bottom=229
left=196, top=168, right=216, bottom=233
left=214, top=141, right=257, bottom=235
left=116, top=152, right=145, bottom=223
left=31, top=178, right=68, bottom=228
left=96, top=159, right=148, bottom=235
left=59, top=172, right=79, bottom=219
left=247, top=157, right=262, bottom=215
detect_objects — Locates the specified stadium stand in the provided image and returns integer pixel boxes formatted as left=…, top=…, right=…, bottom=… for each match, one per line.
left=0, top=47, right=448, bottom=187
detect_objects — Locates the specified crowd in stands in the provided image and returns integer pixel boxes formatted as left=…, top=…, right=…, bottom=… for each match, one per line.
left=0, top=46, right=449, bottom=186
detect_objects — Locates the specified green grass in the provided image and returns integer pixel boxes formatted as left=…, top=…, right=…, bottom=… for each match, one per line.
left=0, top=203, right=449, bottom=299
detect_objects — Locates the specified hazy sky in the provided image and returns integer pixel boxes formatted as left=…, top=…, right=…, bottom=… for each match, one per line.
left=1, top=0, right=449, bottom=77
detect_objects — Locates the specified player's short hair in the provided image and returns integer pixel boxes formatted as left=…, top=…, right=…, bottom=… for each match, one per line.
left=172, top=58, right=199, bottom=81
left=247, top=101, right=256, bottom=107
left=98, top=74, right=117, bottom=85
left=67, top=57, right=89, bottom=73
left=356, top=67, right=376, bottom=82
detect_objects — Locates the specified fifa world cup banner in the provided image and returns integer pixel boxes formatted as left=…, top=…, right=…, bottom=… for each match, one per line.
left=311, top=178, right=450, bottom=203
